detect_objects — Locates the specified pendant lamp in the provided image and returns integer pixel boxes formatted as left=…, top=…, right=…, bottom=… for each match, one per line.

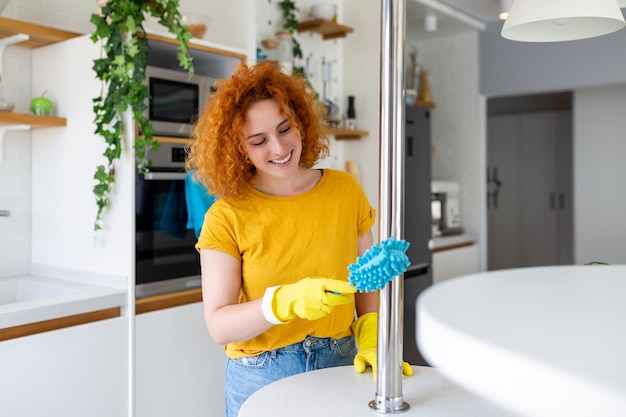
left=501, top=0, right=625, bottom=42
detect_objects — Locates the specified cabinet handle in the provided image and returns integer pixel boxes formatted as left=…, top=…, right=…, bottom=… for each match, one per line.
left=487, top=167, right=491, bottom=209
left=559, top=192, right=565, bottom=210
left=487, top=166, right=502, bottom=209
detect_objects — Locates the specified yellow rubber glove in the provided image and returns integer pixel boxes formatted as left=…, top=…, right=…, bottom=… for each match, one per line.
left=262, top=278, right=356, bottom=324
left=351, top=312, right=414, bottom=379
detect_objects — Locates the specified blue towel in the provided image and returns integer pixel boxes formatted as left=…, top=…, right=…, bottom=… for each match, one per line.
left=185, top=171, right=216, bottom=238
left=159, top=181, right=187, bottom=239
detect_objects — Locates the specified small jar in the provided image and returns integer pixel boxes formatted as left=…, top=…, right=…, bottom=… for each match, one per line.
left=275, top=31, right=294, bottom=74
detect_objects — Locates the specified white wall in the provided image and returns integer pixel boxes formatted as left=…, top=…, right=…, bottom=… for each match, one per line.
left=0, top=1, right=253, bottom=278
left=343, top=0, right=382, bottom=234
left=31, top=35, right=135, bottom=276
left=573, top=85, right=626, bottom=265
left=480, top=18, right=626, bottom=265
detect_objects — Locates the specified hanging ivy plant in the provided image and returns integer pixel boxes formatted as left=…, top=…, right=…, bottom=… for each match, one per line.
left=90, top=0, right=194, bottom=231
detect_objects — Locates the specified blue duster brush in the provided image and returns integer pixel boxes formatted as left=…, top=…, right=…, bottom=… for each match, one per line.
left=348, top=237, right=411, bottom=292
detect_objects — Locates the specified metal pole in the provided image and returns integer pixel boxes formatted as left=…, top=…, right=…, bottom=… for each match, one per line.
left=370, top=0, right=408, bottom=413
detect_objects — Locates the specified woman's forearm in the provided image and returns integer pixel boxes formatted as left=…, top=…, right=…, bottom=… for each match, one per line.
left=204, top=297, right=274, bottom=345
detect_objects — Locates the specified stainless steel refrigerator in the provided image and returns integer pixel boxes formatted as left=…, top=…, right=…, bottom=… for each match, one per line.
left=402, top=105, right=433, bottom=366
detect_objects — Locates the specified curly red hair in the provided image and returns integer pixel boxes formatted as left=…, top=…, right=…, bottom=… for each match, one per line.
left=186, top=61, right=329, bottom=199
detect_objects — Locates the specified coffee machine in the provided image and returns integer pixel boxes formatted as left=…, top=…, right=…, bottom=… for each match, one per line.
left=431, top=180, right=463, bottom=236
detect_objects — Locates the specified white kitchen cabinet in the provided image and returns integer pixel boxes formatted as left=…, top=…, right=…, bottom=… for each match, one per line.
left=433, top=244, right=480, bottom=284
left=0, top=317, right=128, bottom=417
left=135, top=302, right=226, bottom=417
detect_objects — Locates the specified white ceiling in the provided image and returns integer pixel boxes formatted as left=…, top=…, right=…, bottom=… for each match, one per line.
left=406, top=0, right=626, bottom=40
left=406, top=0, right=500, bottom=40
left=433, top=0, right=501, bottom=21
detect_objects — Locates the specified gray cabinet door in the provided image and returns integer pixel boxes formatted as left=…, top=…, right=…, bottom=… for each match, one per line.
left=487, top=111, right=572, bottom=270
left=487, top=114, right=523, bottom=270
left=520, top=112, right=559, bottom=266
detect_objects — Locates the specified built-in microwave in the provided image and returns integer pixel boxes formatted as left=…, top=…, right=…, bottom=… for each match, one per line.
left=144, top=65, right=216, bottom=138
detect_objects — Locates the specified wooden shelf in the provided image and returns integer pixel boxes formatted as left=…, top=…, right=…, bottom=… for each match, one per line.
left=0, top=17, right=80, bottom=48
left=298, top=19, right=354, bottom=40
left=328, top=127, right=368, bottom=140
left=0, top=112, right=66, bottom=128
left=0, top=18, right=77, bottom=139
left=154, top=136, right=192, bottom=145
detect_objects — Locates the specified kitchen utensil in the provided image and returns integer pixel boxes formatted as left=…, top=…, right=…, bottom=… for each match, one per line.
left=321, top=57, right=339, bottom=121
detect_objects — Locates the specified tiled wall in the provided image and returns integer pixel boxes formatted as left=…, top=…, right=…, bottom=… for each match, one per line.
left=408, top=32, right=481, bottom=236
left=0, top=1, right=93, bottom=277
left=0, top=49, right=30, bottom=277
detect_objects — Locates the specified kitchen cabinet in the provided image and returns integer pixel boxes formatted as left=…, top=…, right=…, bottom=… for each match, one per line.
left=135, top=302, right=226, bottom=417
left=0, top=317, right=127, bottom=417
left=487, top=111, right=573, bottom=270
left=0, top=17, right=79, bottom=47
left=433, top=243, right=479, bottom=284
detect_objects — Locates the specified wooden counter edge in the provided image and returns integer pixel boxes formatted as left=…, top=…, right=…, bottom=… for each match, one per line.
left=135, top=288, right=203, bottom=315
left=432, top=240, right=475, bottom=253
left=0, top=307, right=121, bottom=342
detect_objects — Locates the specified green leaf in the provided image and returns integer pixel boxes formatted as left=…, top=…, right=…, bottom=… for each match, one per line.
left=90, top=0, right=194, bottom=231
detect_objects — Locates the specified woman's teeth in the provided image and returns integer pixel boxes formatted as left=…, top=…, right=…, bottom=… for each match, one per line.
left=272, top=152, right=292, bottom=164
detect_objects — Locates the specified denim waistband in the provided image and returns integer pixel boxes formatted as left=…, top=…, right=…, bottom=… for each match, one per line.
left=272, top=335, right=351, bottom=356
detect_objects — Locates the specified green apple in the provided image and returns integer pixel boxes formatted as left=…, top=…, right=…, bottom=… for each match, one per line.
left=30, top=94, right=53, bottom=116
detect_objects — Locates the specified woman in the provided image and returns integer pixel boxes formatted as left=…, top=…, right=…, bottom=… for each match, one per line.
left=187, top=61, right=400, bottom=417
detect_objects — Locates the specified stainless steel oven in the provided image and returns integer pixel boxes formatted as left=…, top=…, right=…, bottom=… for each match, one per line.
left=135, top=142, right=201, bottom=298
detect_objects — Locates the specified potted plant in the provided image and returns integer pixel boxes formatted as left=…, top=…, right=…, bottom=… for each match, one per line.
left=90, top=0, right=194, bottom=231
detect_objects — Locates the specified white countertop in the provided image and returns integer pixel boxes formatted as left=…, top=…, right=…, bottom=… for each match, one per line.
left=0, top=265, right=127, bottom=329
left=432, top=234, right=476, bottom=251
left=239, top=365, right=520, bottom=417
left=417, top=265, right=626, bottom=417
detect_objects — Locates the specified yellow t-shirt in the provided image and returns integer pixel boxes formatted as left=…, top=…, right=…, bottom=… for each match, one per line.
left=197, top=169, right=376, bottom=358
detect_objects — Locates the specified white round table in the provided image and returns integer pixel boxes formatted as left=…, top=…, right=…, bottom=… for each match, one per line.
left=239, top=365, right=520, bottom=417
left=418, top=265, right=626, bottom=417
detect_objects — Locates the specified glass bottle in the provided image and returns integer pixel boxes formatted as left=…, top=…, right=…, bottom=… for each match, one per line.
left=346, top=95, right=356, bottom=130
left=275, top=31, right=294, bottom=75
left=418, top=71, right=432, bottom=103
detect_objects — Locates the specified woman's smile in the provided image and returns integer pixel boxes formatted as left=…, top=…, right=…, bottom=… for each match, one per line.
left=270, top=150, right=293, bottom=165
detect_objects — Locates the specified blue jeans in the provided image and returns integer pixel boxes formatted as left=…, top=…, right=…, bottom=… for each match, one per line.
left=224, top=335, right=356, bottom=417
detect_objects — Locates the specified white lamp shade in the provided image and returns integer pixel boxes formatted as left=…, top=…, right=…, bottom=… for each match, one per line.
left=502, top=0, right=626, bottom=42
